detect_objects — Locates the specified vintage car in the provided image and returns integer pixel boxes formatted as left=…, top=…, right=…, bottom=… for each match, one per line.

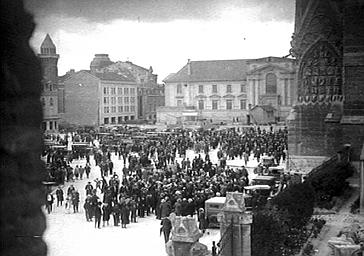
left=205, top=195, right=252, bottom=228
left=261, top=156, right=276, bottom=168
left=268, top=166, right=285, bottom=178
left=244, top=185, right=271, bottom=196
left=205, top=197, right=226, bottom=228
left=251, top=175, right=276, bottom=187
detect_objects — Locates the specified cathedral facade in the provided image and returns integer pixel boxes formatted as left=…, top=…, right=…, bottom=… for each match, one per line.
left=287, top=0, right=364, bottom=170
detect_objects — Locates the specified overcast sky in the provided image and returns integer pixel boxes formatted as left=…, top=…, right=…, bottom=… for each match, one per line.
left=25, top=0, right=295, bottom=82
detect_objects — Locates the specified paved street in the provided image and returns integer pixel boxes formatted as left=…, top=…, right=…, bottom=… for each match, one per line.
left=43, top=148, right=266, bottom=256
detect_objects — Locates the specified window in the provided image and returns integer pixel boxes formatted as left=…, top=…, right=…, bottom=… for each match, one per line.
left=49, top=97, right=53, bottom=106
left=198, top=100, right=204, bottom=110
left=177, top=100, right=183, bottom=106
left=111, top=106, right=116, bottom=113
left=118, top=88, right=123, bottom=95
left=111, top=88, right=116, bottom=95
left=124, top=116, right=129, bottom=121
left=111, top=117, right=116, bottom=124
left=212, top=84, right=217, bottom=93
left=130, top=97, right=135, bottom=104
left=49, top=84, right=53, bottom=91
left=198, top=85, right=204, bottom=94
left=240, top=99, right=247, bottom=110
left=104, top=118, right=109, bottom=124
left=266, top=73, right=277, bottom=94
left=212, top=100, right=218, bottom=110
left=130, top=116, right=135, bottom=120
left=130, top=106, right=135, bottom=112
left=226, top=84, right=232, bottom=93
left=104, top=97, right=109, bottom=104
left=49, top=121, right=53, bottom=130
left=125, top=106, right=130, bottom=112
left=104, top=87, right=109, bottom=95
left=124, top=97, right=129, bottom=104
left=111, top=97, right=116, bottom=105
left=118, top=106, right=123, bottom=112
left=226, top=100, right=233, bottom=110
left=124, top=88, right=129, bottom=95
left=118, top=116, right=123, bottom=123
left=240, top=84, right=246, bottom=93
left=284, top=78, right=288, bottom=105
left=104, top=107, right=109, bottom=113
left=118, top=97, right=122, bottom=104
left=177, top=84, right=182, bottom=94
left=130, top=88, right=135, bottom=95
left=41, top=97, right=45, bottom=106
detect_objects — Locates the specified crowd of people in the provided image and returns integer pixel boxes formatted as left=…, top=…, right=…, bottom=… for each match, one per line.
left=44, top=125, right=288, bottom=240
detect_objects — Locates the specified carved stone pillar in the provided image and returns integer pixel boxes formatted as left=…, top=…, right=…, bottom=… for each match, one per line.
left=217, top=192, right=252, bottom=256
left=166, top=215, right=209, bottom=256
left=360, top=145, right=364, bottom=215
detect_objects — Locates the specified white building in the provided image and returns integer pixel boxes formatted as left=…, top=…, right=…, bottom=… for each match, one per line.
left=158, top=57, right=296, bottom=125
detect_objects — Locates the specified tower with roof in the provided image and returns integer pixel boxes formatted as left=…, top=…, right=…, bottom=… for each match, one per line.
left=38, top=34, right=60, bottom=132
left=39, top=34, right=59, bottom=84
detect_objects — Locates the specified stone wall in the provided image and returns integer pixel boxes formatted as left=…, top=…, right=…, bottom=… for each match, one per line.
left=341, top=0, right=364, bottom=160
left=61, top=71, right=100, bottom=127
left=1, top=0, right=47, bottom=255
left=288, top=0, right=364, bottom=161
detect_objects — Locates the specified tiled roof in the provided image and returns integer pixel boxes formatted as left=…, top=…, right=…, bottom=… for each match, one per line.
left=41, top=34, right=56, bottom=49
left=164, top=59, right=251, bottom=83
left=58, top=73, right=71, bottom=83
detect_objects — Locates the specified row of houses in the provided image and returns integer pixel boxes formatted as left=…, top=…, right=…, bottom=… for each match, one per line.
left=38, top=34, right=164, bottom=132
left=39, top=34, right=298, bottom=132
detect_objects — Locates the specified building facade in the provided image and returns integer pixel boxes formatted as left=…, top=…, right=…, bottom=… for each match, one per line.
left=158, top=57, right=296, bottom=125
left=60, top=69, right=137, bottom=127
left=144, top=84, right=165, bottom=122
left=38, top=34, right=60, bottom=132
left=103, top=61, right=164, bottom=122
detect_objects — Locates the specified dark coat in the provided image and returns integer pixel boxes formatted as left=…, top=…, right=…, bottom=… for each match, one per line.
left=56, top=188, right=64, bottom=201
left=94, top=205, right=102, bottom=219
left=160, top=201, right=171, bottom=218
left=160, top=218, right=172, bottom=235
left=120, top=204, right=129, bottom=224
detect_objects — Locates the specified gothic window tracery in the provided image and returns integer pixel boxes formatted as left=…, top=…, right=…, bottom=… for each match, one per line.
left=298, top=41, right=342, bottom=99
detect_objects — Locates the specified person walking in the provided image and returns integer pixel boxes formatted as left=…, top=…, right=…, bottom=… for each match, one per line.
left=74, top=165, right=80, bottom=180
left=65, top=195, right=72, bottom=214
left=85, top=164, right=91, bottom=179
left=120, top=202, right=129, bottom=228
left=108, top=160, right=114, bottom=176
left=72, top=190, right=80, bottom=213
left=94, top=202, right=102, bottom=229
left=160, top=217, right=172, bottom=243
left=46, top=192, right=54, bottom=214
left=79, top=166, right=84, bottom=180
left=84, top=195, right=92, bottom=221
left=198, top=208, right=207, bottom=233
left=55, top=186, right=64, bottom=207
left=102, top=203, right=111, bottom=227
left=85, top=182, right=93, bottom=196
left=112, top=200, right=120, bottom=226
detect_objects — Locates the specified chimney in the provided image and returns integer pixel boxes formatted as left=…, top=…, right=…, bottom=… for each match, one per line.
left=187, top=59, right=192, bottom=75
